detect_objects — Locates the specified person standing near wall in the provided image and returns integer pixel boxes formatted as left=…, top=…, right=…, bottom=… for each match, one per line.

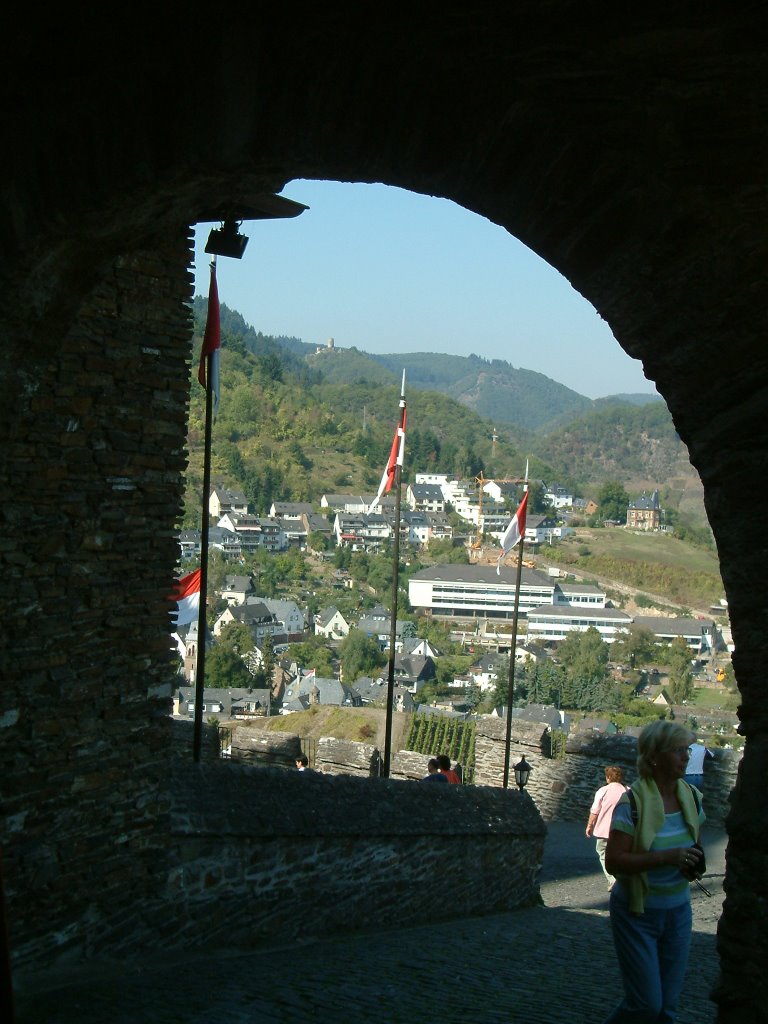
left=422, top=757, right=448, bottom=783
left=437, top=754, right=461, bottom=784
left=586, top=765, right=628, bottom=889
left=684, top=741, right=713, bottom=790
left=602, top=720, right=705, bottom=1024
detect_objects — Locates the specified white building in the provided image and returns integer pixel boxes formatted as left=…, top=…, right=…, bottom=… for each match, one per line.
left=260, top=598, right=306, bottom=637
left=217, top=513, right=286, bottom=552
left=554, top=582, right=606, bottom=608
left=209, top=486, right=249, bottom=520
left=408, top=564, right=558, bottom=620
left=526, top=604, right=632, bottom=643
left=544, top=484, right=574, bottom=509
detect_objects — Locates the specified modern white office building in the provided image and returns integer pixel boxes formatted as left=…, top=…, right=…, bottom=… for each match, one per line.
left=408, top=564, right=558, bottom=620
left=526, top=604, right=632, bottom=643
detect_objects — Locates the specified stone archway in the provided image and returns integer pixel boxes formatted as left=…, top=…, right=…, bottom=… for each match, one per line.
left=1, top=9, right=766, bottom=1021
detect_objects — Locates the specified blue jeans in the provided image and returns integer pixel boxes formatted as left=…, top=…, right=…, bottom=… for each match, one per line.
left=684, top=773, right=703, bottom=789
left=603, top=892, right=692, bottom=1023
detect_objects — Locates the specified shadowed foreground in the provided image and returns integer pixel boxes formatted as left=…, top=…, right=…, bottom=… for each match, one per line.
left=14, top=821, right=726, bottom=1024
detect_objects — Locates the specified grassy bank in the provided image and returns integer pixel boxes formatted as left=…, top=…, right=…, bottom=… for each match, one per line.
left=256, top=705, right=413, bottom=751
left=552, top=528, right=724, bottom=610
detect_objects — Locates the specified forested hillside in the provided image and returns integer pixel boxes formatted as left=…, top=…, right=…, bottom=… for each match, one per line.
left=183, top=302, right=532, bottom=525
left=184, top=299, right=705, bottom=526
left=534, top=401, right=706, bottom=523
left=340, top=350, right=593, bottom=432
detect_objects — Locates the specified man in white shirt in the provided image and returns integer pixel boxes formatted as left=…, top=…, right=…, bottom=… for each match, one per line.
left=685, top=741, right=713, bottom=789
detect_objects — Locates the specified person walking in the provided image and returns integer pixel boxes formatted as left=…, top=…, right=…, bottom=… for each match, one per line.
left=602, top=720, right=705, bottom=1023
left=585, top=765, right=628, bottom=889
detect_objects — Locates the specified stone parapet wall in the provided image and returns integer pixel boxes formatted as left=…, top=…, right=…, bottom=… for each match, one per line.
left=316, top=736, right=381, bottom=776
left=390, top=749, right=432, bottom=780
left=162, top=762, right=545, bottom=953
left=230, top=725, right=301, bottom=767
left=218, top=720, right=739, bottom=830
left=474, top=719, right=739, bottom=829
left=171, top=718, right=221, bottom=762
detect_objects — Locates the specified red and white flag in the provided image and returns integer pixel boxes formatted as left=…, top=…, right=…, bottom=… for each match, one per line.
left=197, top=262, right=221, bottom=416
left=368, top=378, right=406, bottom=514
left=496, top=490, right=528, bottom=574
left=172, top=568, right=201, bottom=627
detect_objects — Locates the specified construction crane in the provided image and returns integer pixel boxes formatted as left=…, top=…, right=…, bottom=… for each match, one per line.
left=471, top=473, right=525, bottom=560
left=470, top=472, right=487, bottom=555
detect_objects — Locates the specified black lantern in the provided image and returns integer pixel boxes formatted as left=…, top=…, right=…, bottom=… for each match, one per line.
left=197, top=194, right=308, bottom=262
left=205, top=218, right=249, bottom=259
left=514, top=755, right=532, bottom=791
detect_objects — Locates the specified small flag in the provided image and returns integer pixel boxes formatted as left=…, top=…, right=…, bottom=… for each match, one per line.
left=172, top=568, right=201, bottom=626
left=496, top=490, right=529, bottom=574
left=369, top=376, right=407, bottom=514
left=304, top=668, right=316, bottom=680
left=198, top=262, right=221, bottom=416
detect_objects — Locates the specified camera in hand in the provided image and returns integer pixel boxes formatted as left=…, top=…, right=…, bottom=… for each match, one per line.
left=696, top=843, right=708, bottom=876
left=689, top=841, right=706, bottom=878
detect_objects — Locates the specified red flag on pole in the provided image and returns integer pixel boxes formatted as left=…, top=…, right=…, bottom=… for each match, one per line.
left=496, top=490, right=528, bottom=574
left=198, top=262, right=221, bottom=415
left=171, top=568, right=201, bottom=626
left=369, top=406, right=406, bottom=513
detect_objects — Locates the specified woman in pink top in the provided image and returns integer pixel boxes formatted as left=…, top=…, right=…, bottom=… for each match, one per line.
left=586, top=765, right=628, bottom=889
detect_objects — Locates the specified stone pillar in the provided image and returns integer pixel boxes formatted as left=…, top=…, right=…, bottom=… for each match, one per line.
left=0, top=234, right=193, bottom=967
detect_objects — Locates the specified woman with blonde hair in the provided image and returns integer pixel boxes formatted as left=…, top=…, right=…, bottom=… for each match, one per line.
left=602, top=720, right=705, bottom=1023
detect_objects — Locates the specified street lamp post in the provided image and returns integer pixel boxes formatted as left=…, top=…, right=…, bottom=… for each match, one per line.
left=513, top=754, right=532, bottom=791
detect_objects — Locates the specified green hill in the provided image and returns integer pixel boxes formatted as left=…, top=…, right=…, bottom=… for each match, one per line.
left=533, top=401, right=706, bottom=523
left=362, top=351, right=593, bottom=432
left=183, top=306, right=534, bottom=524
left=185, top=299, right=705, bottom=527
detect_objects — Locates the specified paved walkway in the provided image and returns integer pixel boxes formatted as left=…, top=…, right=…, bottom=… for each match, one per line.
left=13, top=822, right=728, bottom=1024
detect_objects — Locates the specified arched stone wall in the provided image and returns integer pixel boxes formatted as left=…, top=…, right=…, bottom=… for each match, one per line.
left=2, top=9, right=766, bottom=1020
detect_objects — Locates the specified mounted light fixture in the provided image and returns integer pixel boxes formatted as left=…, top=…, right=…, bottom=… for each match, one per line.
left=514, top=754, right=532, bottom=791
left=196, top=193, right=308, bottom=262
left=204, top=218, right=249, bottom=260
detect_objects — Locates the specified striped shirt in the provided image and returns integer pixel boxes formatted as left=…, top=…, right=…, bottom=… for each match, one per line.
left=611, top=803, right=703, bottom=908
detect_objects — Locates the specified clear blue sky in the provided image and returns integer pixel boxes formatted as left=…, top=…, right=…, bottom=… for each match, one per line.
left=193, top=179, right=656, bottom=401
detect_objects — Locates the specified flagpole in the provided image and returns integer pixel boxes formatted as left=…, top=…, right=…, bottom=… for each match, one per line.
left=502, top=533, right=526, bottom=788
left=501, top=463, right=529, bottom=789
left=193, top=256, right=217, bottom=762
left=382, top=374, right=406, bottom=778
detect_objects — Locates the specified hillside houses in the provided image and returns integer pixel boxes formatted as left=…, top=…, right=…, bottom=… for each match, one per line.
left=221, top=575, right=253, bottom=605
left=392, top=653, right=436, bottom=692
left=217, top=512, right=286, bottom=553
left=315, top=607, right=350, bottom=639
left=213, top=602, right=280, bottom=643
left=332, top=508, right=454, bottom=552
left=544, top=484, right=574, bottom=508
left=174, top=474, right=724, bottom=724
left=406, top=482, right=445, bottom=513
left=209, top=486, right=249, bottom=519
left=626, top=490, right=662, bottom=530
left=261, top=598, right=306, bottom=638
left=354, top=676, right=415, bottom=712
left=175, top=685, right=271, bottom=720
left=280, top=674, right=360, bottom=713
left=320, top=493, right=396, bottom=514
left=358, top=607, right=410, bottom=649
